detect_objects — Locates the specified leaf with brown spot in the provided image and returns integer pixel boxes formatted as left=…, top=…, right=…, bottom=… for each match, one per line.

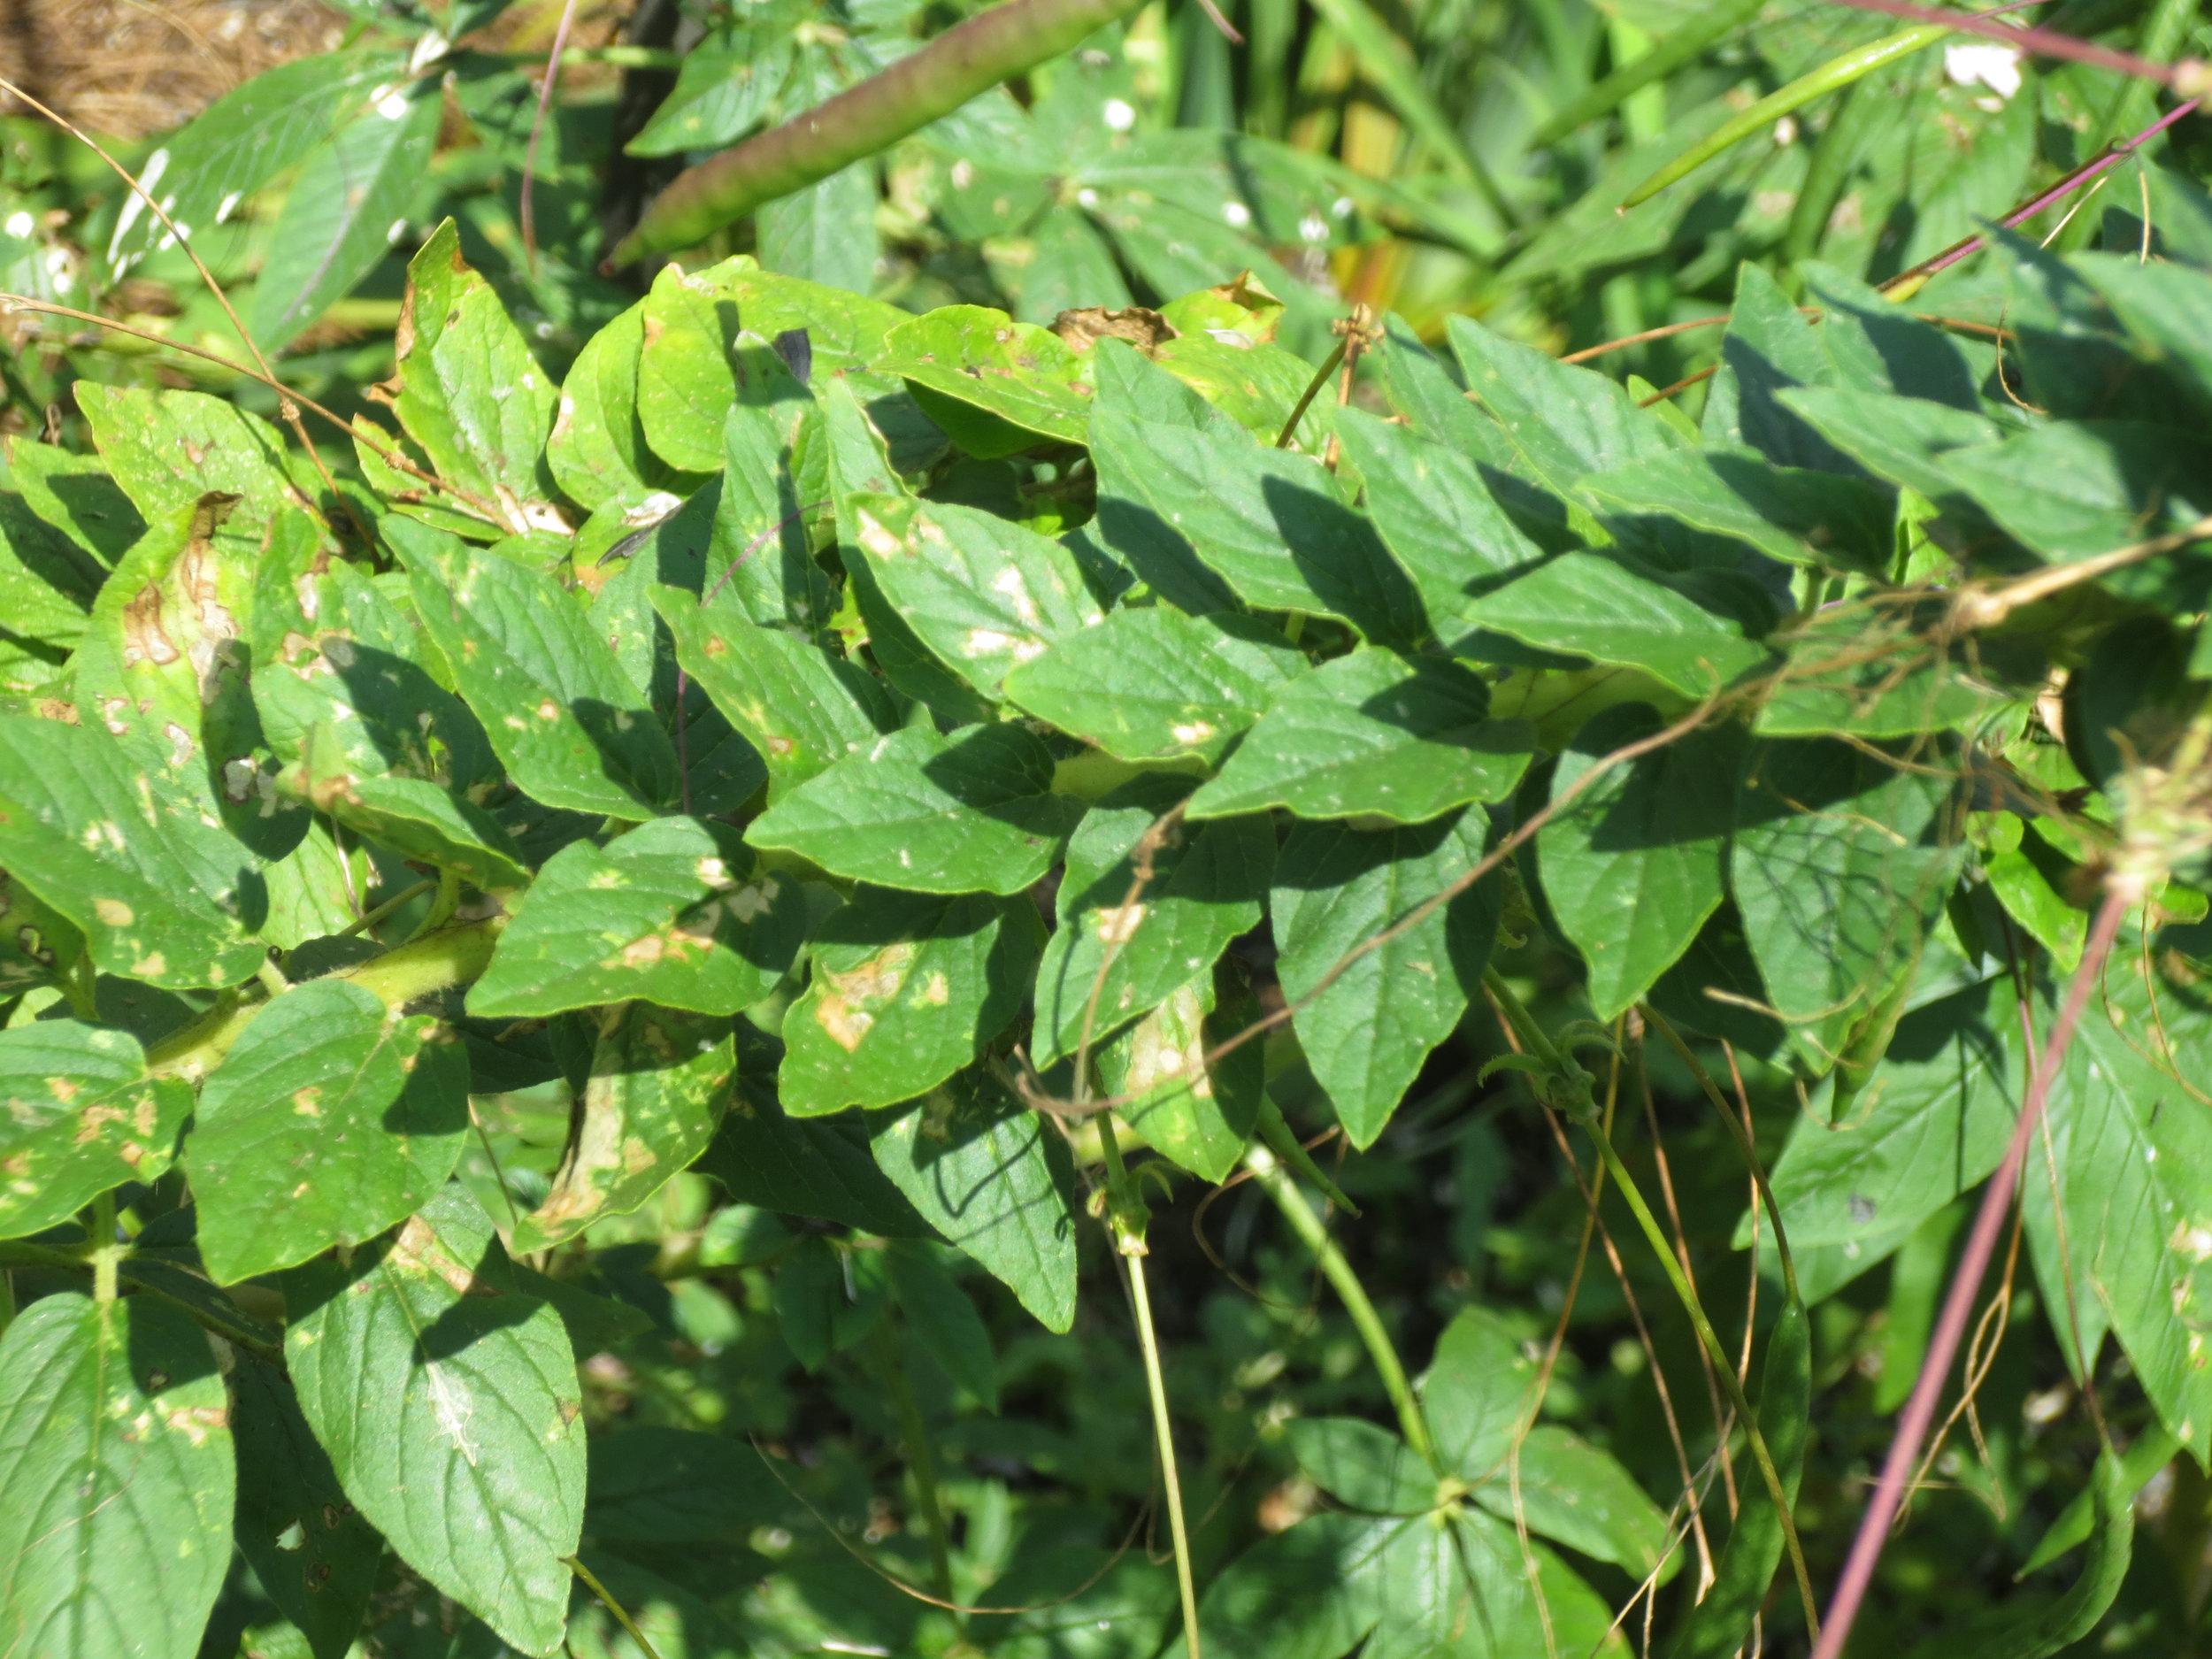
left=782, top=886, right=1041, bottom=1116
left=0, top=1294, right=234, bottom=1659
left=0, top=1019, right=189, bottom=1240
left=508, top=1003, right=736, bottom=1253
left=187, top=976, right=471, bottom=1285
left=471, top=815, right=809, bottom=1019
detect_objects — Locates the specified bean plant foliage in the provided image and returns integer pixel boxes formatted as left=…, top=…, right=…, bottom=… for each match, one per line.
left=7, top=17, right=2212, bottom=1649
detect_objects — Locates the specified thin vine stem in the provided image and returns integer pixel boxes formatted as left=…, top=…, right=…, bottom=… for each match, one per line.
left=1094, top=1113, right=1202, bottom=1657
left=1481, top=970, right=1820, bottom=1640
left=564, top=1555, right=668, bottom=1659
left=1243, top=1141, right=1437, bottom=1469
left=877, top=1318, right=956, bottom=1606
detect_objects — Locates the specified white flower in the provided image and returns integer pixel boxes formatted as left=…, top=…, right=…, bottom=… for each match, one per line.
left=1102, top=97, right=1136, bottom=132
left=1222, top=200, right=1252, bottom=227
left=1945, top=41, right=2023, bottom=100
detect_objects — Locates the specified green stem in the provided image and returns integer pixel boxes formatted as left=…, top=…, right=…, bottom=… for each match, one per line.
left=147, top=918, right=504, bottom=1081
left=90, top=1191, right=119, bottom=1305
left=1244, top=1141, right=1436, bottom=1469
left=1621, top=23, right=1953, bottom=208
left=1096, top=1115, right=1202, bottom=1659
left=60, top=950, right=98, bottom=1022
left=337, top=876, right=436, bottom=940
left=614, top=0, right=1152, bottom=259
left=409, top=868, right=465, bottom=943
left=1274, top=337, right=1349, bottom=449
left=1255, top=1100, right=1359, bottom=1216
left=564, top=1556, right=668, bottom=1659
left=877, top=1318, right=956, bottom=1607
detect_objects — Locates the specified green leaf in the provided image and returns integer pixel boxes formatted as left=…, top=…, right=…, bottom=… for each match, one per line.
left=6, top=444, right=143, bottom=569
left=1095, top=966, right=1263, bottom=1183
left=1332, top=407, right=1550, bottom=644
left=1464, top=548, right=1774, bottom=696
left=406, top=529, right=680, bottom=817
left=0, top=492, right=98, bottom=649
left=1730, top=737, right=1963, bottom=1069
left=76, top=384, right=305, bottom=532
left=1284, top=1417, right=1435, bottom=1515
left=285, top=1183, right=586, bottom=1655
left=1932, top=422, right=2212, bottom=575
left=1700, top=259, right=1869, bottom=474
left=696, top=1094, right=934, bottom=1237
left=1582, top=448, right=1895, bottom=572
left=1187, top=647, right=1535, bottom=823
left=707, top=400, right=837, bottom=633
left=1089, top=408, right=1424, bottom=644
left=250, top=87, right=441, bottom=352
left=472, top=817, right=807, bottom=1018
left=382, top=219, right=565, bottom=538
left=886, top=1239, right=1000, bottom=1410
left=748, top=722, right=1083, bottom=895
left=878, top=305, right=1093, bottom=455
left=186, top=977, right=471, bottom=1284
left=1033, top=778, right=1272, bottom=1064
left=548, top=296, right=694, bottom=513
left=870, top=1068, right=1080, bottom=1332
left=1534, top=703, right=1744, bottom=1020
left=1446, top=311, right=1681, bottom=491
left=230, top=1355, right=384, bottom=1659
left=1002, top=605, right=1300, bottom=764
left=841, top=492, right=1102, bottom=696
left=656, top=585, right=899, bottom=801
left=510, top=1004, right=736, bottom=1252
left=583, top=1425, right=787, bottom=1540
left=820, top=383, right=995, bottom=726
left=296, top=726, right=531, bottom=889
left=1273, top=811, right=1499, bottom=1147
left=625, top=34, right=792, bottom=156
left=1184, top=1510, right=1394, bottom=1659
left=0, top=1020, right=188, bottom=1239
left=1421, top=1304, right=1536, bottom=1477
left=2021, top=954, right=2212, bottom=1440
left=1471, top=1425, right=1673, bottom=1583
left=781, top=887, right=1040, bottom=1114
left=1984, top=822, right=2088, bottom=972
left=1775, top=386, right=2005, bottom=510
left=104, top=50, right=406, bottom=273
left=757, top=161, right=879, bottom=297
left=1759, top=977, right=2016, bottom=1253
left=0, top=713, right=264, bottom=988
left=638, top=267, right=816, bottom=476
left=0, top=1294, right=234, bottom=1659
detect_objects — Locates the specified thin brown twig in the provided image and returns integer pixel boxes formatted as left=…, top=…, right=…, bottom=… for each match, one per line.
left=0, top=296, right=506, bottom=522
left=0, top=74, right=365, bottom=541
left=1634, top=1041, right=1740, bottom=1521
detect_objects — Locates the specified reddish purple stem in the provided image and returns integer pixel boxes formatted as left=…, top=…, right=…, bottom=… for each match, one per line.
left=519, top=0, right=581, bottom=274
left=1906, top=96, right=2201, bottom=282
left=1809, top=889, right=2131, bottom=1659
left=1825, top=0, right=2184, bottom=83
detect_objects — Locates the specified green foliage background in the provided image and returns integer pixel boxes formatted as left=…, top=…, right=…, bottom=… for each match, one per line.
left=0, top=0, right=2211, bottom=1655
